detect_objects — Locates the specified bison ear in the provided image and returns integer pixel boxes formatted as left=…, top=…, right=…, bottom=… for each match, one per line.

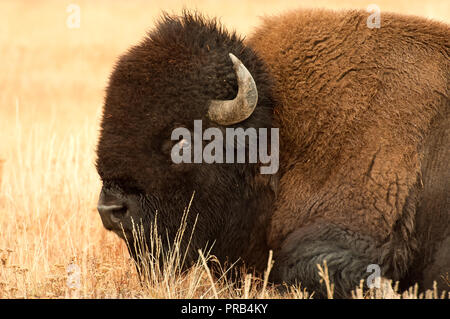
left=207, top=53, right=258, bottom=125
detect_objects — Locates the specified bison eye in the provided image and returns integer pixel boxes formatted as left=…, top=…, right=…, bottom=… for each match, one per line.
left=177, top=138, right=190, bottom=149
left=161, top=138, right=191, bottom=155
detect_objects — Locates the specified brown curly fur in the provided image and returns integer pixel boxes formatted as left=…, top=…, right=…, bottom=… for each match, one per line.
left=248, top=9, right=449, bottom=296
left=97, top=9, right=449, bottom=297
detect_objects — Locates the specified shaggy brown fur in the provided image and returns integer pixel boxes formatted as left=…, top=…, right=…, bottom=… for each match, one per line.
left=97, top=12, right=276, bottom=274
left=248, top=9, right=449, bottom=296
left=96, top=9, right=449, bottom=298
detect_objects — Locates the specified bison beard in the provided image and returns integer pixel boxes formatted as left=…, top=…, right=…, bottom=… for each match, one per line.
left=96, top=10, right=450, bottom=298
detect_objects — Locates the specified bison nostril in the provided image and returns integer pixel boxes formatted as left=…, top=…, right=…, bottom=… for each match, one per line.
left=97, top=187, right=131, bottom=229
left=97, top=203, right=128, bottom=224
left=110, top=205, right=128, bottom=223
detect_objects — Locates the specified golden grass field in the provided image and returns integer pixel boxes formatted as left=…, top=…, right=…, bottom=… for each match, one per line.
left=0, top=0, right=449, bottom=299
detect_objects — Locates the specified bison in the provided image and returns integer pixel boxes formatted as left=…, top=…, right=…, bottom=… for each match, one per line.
left=96, top=9, right=449, bottom=297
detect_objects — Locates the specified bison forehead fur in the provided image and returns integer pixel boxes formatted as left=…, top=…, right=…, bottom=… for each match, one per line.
left=96, top=9, right=450, bottom=297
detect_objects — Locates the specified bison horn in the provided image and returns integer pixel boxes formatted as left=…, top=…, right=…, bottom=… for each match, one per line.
left=207, top=53, right=258, bottom=125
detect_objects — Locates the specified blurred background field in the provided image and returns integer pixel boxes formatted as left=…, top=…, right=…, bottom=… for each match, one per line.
left=0, top=0, right=448, bottom=298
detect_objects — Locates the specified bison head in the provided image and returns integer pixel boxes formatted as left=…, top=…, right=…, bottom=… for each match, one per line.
left=95, top=13, right=275, bottom=271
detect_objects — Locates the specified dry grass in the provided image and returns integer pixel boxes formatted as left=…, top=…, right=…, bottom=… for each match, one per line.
left=0, top=0, right=448, bottom=299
